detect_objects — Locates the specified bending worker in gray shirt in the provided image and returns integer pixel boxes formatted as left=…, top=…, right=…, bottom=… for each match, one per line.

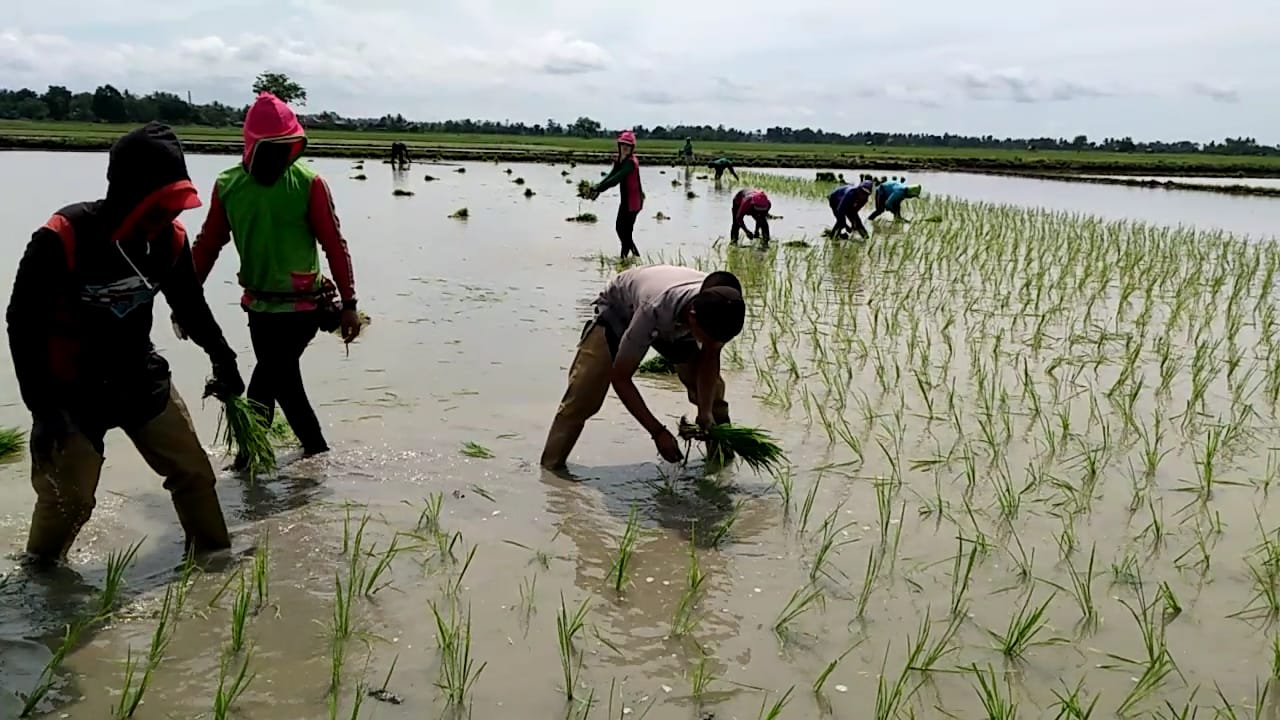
left=541, top=265, right=746, bottom=470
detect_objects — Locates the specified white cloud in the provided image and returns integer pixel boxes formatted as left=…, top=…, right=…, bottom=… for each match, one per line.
left=0, top=0, right=1276, bottom=142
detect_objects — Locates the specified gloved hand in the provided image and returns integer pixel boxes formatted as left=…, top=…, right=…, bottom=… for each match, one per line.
left=30, top=410, right=74, bottom=457
left=203, top=360, right=245, bottom=401
left=171, top=313, right=188, bottom=341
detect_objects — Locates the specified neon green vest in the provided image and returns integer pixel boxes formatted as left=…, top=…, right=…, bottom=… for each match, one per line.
left=215, top=162, right=321, bottom=313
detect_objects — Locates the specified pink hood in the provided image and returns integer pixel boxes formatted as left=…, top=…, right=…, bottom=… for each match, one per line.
left=242, top=92, right=307, bottom=167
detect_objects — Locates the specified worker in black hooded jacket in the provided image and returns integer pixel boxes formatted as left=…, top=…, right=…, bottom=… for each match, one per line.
left=6, top=121, right=245, bottom=564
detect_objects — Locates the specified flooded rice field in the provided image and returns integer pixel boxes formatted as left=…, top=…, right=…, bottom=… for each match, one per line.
left=4, top=151, right=1280, bottom=719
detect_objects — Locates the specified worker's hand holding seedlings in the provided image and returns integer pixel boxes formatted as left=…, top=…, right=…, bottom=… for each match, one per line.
left=541, top=267, right=745, bottom=471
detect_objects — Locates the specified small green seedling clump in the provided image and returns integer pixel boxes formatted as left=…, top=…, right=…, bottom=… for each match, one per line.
left=461, top=441, right=494, bottom=459
left=679, top=418, right=787, bottom=477
left=637, top=355, right=677, bottom=374
left=0, top=427, right=25, bottom=462
left=567, top=213, right=598, bottom=224
left=351, top=174, right=368, bottom=181
left=450, top=208, right=469, bottom=219
left=524, top=188, right=536, bottom=197
left=217, top=397, right=276, bottom=476
left=423, top=174, right=436, bottom=182
left=392, top=189, right=414, bottom=197
left=577, top=180, right=594, bottom=199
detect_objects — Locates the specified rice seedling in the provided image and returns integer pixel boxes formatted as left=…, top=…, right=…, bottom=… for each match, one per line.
left=445, top=543, right=478, bottom=597
left=1050, top=678, right=1100, bottom=719
left=112, top=579, right=180, bottom=719
left=350, top=173, right=367, bottom=180
left=228, top=570, right=252, bottom=654
left=577, top=179, right=593, bottom=198
left=555, top=595, right=591, bottom=700
left=431, top=601, right=486, bottom=707
left=970, top=664, right=1019, bottom=720
left=686, top=190, right=698, bottom=199
left=215, top=396, right=276, bottom=476
left=0, top=426, right=24, bottom=461
left=855, top=544, right=886, bottom=620
left=1059, top=544, right=1098, bottom=627
left=524, top=187, right=535, bottom=197
left=454, top=167, right=466, bottom=173
left=567, top=213, right=599, bottom=223
left=460, top=441, right=494, bottom=459
left=636, top=354, right=677, bottom=374
left=774, top=465, right=795, bottom=513
left=96, top=540, right=144, bottom=619
left=513, top=176, right=525, bottom=184
left=756, top=686, right=794, bottom=720
left=873, top=640, right=923, bottom=720
left=423, top=174, right=436, bottom=181
left=707, top=500, right=742, bottom=549
left=391, top=188, right=414, bottom=197
left=1104, top=582, right=1181, bottom=716
left=774, top=583, right=824, bottom=640
left=949, top=536, right=980, bottom=617
left=990, top=591, right=1061, bottom=659
left=672, top=541, right=708, bottom=637
left=212, top=647, right=256, bottom=720
left=689, top=653, right=718, bottom=700
left=449, top=207, right=469, bottom=219
left=678, top=418, right=788, bottom=477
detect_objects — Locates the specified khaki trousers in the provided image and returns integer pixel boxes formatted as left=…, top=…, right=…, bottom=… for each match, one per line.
left=26, top=386, right=232, bottom=562
left=540, top=324, right=730, bottom=469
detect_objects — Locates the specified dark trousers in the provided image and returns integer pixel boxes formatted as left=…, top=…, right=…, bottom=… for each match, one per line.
left=247, top=310, right=327, bottom=453
left=616, top=207, right=640, bottom=258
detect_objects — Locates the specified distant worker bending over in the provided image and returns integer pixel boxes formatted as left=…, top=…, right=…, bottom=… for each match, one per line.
left=708, top=157, right=739, bottom=182
left=828, top=176, right=874, bottom=239
left=868, top=179, right=921, bottom=222
left=390, top=142, right=411, bottom=167
left=730, top=188, right=772, bottom=246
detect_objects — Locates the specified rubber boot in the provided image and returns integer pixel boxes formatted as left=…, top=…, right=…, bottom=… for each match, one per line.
left=171, top=488, right=231, bottom=554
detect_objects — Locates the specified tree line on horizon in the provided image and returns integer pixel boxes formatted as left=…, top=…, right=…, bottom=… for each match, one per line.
left=0, top=79, right=1273, bottom=157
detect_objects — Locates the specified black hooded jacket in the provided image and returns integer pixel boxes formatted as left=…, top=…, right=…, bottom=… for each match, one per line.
left=5, top=122, right=236, bottom=428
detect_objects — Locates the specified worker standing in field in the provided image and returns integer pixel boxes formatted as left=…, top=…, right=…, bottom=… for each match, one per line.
left=189, top=92, right=362, bottom=467
left=828, top=177, right=874, bottom=239
left=868, top=179, right=922, bottom=223
left=589, top=131, right=645, bottom=260
left=540, top=265, right=745, bottom=470
left=7, top=122, right=243, bottom=563
left=390, top=142, right=411, bottom=167
left=708, top=157, right=739, bottom=182
left=679, top=138, right=694, bottom=164
left=730, top=188, right=772, bottom=246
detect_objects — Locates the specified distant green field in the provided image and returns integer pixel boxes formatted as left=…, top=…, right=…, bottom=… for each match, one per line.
left=3, top=120, right=1279, bottom=176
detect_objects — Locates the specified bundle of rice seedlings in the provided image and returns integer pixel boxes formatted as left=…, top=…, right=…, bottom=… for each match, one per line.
left=0, top=427, right=25, bottom=463
left=392, top=189, right=415, bottom=197
left=423, top=174, right=437, bottom=182
left=504, top=168, right=514, bottom=174
left=686, top=191, right=698, bottom=199
left=450, top=208, right=469, bottom=219
left=217, top=397, right=276, bottom=476
left=561, top=170, right=571, bottom=176
left=524, top=188, right=536, bottom=197
left=678, top=417, right=787, bottom=477
left=351, top=174, right=368, bottom=181
left=327, top=310, right=371, bottom=338
left=454, top=167, right=466, bottom=174
left=566, top=213, right=598, bottom=223
left=576, top=180, right=594, bottom=199
left=461, top=441, right=494, bottom=459
left=637, top=355, right=677, bottom=374
left=514, top=177, right=526, bottom=185
left=654, top=212, right=670, bottom=221
left=670, top=179, right=681, bottom=187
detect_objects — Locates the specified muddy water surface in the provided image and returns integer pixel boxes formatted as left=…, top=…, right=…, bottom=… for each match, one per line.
left=2, top=153, right=1280, bottom=719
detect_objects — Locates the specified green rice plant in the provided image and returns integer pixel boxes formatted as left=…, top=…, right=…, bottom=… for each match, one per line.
left=774, top=583, right=824, bottom=639
left=251, top=533, right=270, bottom=611
left=798, top=475, right=822, bottom=534
left=96, top=540, right=144, bottom=619
left=0, top=426, right=25, bottom=462
left=555, top=594, right=591, bottom=700
left=449, top=207, right=469, bottom=219
left=689, top=653, right=718, bottom=700
left=431, top=601, right=486, bottom=707
left=990, top=591, right=1060, bottom=659
left=813, top=642, right=860, bottom=695
left=855, top=545, right=886, bottom=619
left=1105, top=583, right=1181, bottom=717
left=567, top=213, right=599, bottom=223
left=228, top=570, right=252, bottom=655
left=415, top=492, right=445, bottom=534
left=774, top=466, right=795, bottom=514
left=460, top=441, right=494, bottom=459
left=606, top=507, right=642, bottom=593
left=216, top=396, right=276, bottom=476
left=1050, top=678, right=1100, bottom=719
left=360, top=535, right=401, bottom=597
left=970, top=664, right=1019, bottom=720
left=1158, top=582, right=1182, bottom=623
left=577, top=179, right=593, bottom=198
left=114, top=580, right=180, bottom=718
left=391, top=188, right=414, bottom=197
left=212, top=647, right=256, bottom=720
left=19, top=620, right=86, bottom=717
left=949, top=536, right=980, bottom=617
left=445, top=544, right=478, bottom=597
left=1110, top=551, right=1141, bottom=588
left=1057, top=544, right=1098, bottom=627
left=678, top=418, right=788, bottom=478
left=672, top=541, right=707, bottom=637
left=809, top=506, right=855, bottom=583
left=636, top=354, right=677, bottom=374
left=518, top=573, right=538, bottom=620
left=873, top=640, right=923, bottom=720
left=756, top=686, right=794, bottom=720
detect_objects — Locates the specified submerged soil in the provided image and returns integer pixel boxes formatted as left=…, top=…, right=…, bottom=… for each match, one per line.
left=2, top=155, right=1280, bottom=719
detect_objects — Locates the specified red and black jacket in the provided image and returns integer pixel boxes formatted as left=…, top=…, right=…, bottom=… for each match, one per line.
left=6, top=123, right=236, bottom=427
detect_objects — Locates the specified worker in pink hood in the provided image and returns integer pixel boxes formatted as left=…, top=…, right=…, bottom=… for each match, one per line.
left=589, top=130, right=645, bottom=259
left=730, top=188, right=772, bottom=246
left=187, top=92, right=361, bottom=467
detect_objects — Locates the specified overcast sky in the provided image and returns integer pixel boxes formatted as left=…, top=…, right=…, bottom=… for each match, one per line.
left=2, top=0, right=1275, bottom=143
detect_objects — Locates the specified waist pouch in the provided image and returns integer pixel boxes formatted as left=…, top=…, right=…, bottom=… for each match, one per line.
left=248, top=278, right=341, bottom=331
